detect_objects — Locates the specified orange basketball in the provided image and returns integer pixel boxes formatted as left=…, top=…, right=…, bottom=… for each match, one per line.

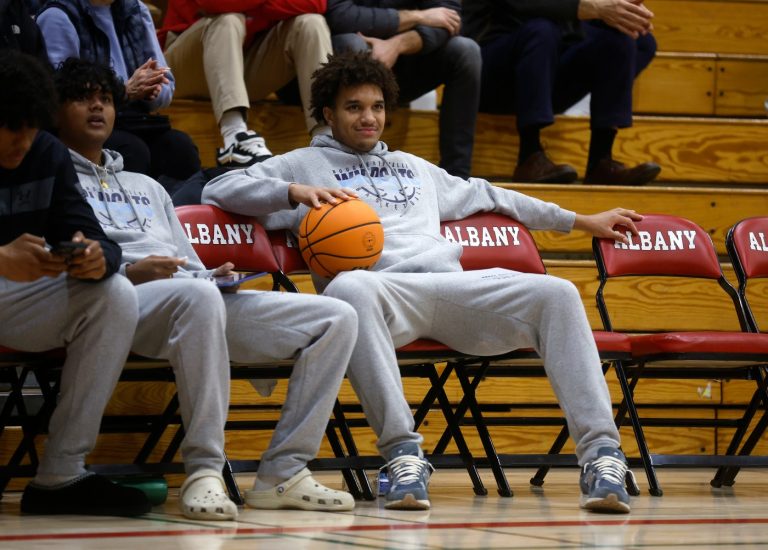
left=298, top=199, right=384, bottom=278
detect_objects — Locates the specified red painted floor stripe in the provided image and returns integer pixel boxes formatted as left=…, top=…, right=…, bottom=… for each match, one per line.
left=3, top=516, right=768, bottom=542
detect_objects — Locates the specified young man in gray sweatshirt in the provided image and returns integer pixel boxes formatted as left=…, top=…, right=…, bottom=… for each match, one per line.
left=54, top=58, right=360, bottom=517
left=202, top=51, right=644, bottom=514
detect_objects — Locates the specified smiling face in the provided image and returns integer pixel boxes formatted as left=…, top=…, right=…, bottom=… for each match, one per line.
left=322, top=83, right=386, bottom=153
left=57, top=86, right=115, bottom=165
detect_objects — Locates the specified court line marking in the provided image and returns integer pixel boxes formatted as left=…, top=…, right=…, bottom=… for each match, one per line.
left=3, top=516, right=768, bottom=542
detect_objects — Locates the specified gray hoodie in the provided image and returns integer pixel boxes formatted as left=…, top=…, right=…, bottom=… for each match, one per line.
left=203, top=135, right=576, bottom=289
left=70, top=148, right=211, bottom=278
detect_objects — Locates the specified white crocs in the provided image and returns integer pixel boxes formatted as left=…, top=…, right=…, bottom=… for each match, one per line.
left=245, top=468, right=355, bottom=512
left=179, top=469, right=238, bottom=521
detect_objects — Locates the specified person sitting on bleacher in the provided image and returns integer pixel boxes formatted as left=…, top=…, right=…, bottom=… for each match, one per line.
left=203, top=51, right=643, bottom=513
left=324, top=0, right=480, bottom=180
left=462, top=0, right=660, bottom=185
left=159, top=0, right=332, bottom=168
left=54, top=57, right=362, bottom=514
left=0, top=0, right=49, bottom=64
left=36, top=0, right=202, bottom=187
left=0, top=49, right=149, bottom=517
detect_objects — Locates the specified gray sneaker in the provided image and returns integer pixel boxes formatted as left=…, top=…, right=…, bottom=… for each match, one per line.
left=579, top=447, right=634, bottom=513
left=383, top=454, right=434, bottom=510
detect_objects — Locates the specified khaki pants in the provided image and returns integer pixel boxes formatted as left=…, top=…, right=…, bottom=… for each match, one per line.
left=165, top=13, right=331, bottom=133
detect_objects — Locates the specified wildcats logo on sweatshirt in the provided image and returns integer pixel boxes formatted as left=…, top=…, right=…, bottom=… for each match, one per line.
left=332, top=160, right=422, bottom=211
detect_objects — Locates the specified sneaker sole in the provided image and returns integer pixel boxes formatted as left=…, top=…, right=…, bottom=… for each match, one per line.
left=580, top=493, right=631, bottom=514
left=384, top=493, right=431, bottom=510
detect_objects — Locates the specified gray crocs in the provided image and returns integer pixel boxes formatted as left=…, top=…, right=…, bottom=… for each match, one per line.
left=245, top=468, right=354, bottom=511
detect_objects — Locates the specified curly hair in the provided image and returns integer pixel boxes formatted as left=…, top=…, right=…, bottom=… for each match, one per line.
left=0, top=49, right=56, bottom=131
left=310, top=51, right=399, bottom=125
left=53, top=58, right=125, bottom=108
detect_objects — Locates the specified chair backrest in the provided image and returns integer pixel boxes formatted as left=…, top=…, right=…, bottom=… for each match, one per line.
left=593, top=213, right=746, bottom=332
left=441, top=212, right=546, bottom=274
left=727, top=216, right=768, bottom=332
left=267, top=211, right=545, bottom=290
left=175, top=204, right=280, bottom=273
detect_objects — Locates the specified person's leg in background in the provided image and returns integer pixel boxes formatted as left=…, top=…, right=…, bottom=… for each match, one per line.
left=479, top=18, right=578, bottom=183
left=554, top=22, right=660, bottom=185
left=393, top=36, right=481, bottom=179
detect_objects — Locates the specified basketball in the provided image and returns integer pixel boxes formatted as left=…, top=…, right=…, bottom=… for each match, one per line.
left=298, top=198, right=384, bottom=278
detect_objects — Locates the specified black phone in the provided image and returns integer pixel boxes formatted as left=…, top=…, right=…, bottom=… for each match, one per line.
left=51, top=241, right=87, bottom=260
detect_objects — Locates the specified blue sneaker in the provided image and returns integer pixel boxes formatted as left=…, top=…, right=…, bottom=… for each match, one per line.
left=383, top=454, right=434, bottom=510
left=579, top=447, right=634, bottom=513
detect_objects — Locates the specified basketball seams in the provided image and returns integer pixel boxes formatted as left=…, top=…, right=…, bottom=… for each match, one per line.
left=299, top=204, right=338, bottom=238
left=298, top=221, right=383, bottom=255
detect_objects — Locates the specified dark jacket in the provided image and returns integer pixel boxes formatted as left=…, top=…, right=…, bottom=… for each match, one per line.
left=462, top=0, right=579, bottom=44
left=0, top=131, right=122, bottom=278
left=0, top=0, right=48, bottom=63
left=325, top=0, right=461, bottom=55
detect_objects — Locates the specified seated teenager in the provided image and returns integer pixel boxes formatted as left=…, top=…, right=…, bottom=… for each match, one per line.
left=0, top=49, right=147, bottom=517
left=203, top=51, right=643, bottom=513
left=54, top=57, right=361, bottom=514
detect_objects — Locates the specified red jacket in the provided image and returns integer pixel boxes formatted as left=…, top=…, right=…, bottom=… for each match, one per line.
left=159, top=0, right=326, bottom=48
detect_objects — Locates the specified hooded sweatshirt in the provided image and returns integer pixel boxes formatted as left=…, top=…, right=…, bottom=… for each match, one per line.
left=202, top=135, right=575, bottom=291
left=70, top=147, right=211, bottom=278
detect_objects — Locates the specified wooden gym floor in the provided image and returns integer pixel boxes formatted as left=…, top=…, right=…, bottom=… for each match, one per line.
left=1, top=467, right=768, bottom=548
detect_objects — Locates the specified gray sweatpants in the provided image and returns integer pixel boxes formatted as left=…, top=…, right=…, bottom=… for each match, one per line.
left=125, top=281, right=357, bottom=482
left=0, top=273, right=139, bottom=477
left=222, top=290, right=358, bottom=485
left=131, top=278, right=230, bottom=475
left=323, top=268, right=620, bottom=465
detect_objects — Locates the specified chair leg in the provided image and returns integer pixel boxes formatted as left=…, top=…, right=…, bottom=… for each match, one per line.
left=429, top=363, right=490, bottom=496
left=711, top=388, right=761, bottom=487
left=330, top=400, right=375, bottom=500
left=529, top=426, right=570, bottom=487
left=222, top=455, right=244, bottom=505
left=453, top=361, right=511, bottom=497
left=134, top=393, right=180, bottom=464
left=614, top=361, right=661, bottom=496
left=713, top=366, right=768, bottom=487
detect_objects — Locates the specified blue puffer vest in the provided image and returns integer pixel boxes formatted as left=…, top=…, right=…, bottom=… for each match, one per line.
left=38, top=0, right=147, bottom=72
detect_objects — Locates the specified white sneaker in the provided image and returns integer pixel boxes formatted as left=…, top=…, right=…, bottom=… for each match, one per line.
left=216, top=131, right=273, bottom=167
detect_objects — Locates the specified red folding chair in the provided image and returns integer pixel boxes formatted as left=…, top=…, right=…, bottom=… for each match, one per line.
left=593, top=213, right=768, bottom=493
left=711, top=216, right=768, bottom=486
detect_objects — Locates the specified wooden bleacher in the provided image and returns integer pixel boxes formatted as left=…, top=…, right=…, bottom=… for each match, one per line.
left=4, top=0, right=768, bottom=491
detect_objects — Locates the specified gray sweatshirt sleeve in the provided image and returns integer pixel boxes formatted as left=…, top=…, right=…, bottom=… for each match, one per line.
left=422, top=157, right=576, bottom=231
left=202, top=157, right=296, bottom=218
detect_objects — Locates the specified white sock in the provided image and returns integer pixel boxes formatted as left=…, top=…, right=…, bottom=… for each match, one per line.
left=220, top=110, right=248, bottom=148
left=251, top=474, right=277, bottom=491
left=33, top=472, right=87, bottom=487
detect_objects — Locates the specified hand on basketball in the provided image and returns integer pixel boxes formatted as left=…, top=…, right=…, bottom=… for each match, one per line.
left=573, top=208, right=643, bottom=244
left=125, top=255, right=187, bottom=285
left=288, top=183, right=358, bottom=209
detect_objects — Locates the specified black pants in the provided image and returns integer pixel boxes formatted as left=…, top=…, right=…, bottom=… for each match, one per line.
left=333, top=34, right=481, bottom=179
left=105, top=126, right=201, bottom=181
left=478, top=19, right=656, bottom=131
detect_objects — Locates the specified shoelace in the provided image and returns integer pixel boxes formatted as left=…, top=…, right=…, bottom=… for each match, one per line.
left=384, top=455, right=432, bottom=485
left=237, top=133, right=273, bottom=156
left=587, top=455, right=627, bottom=486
